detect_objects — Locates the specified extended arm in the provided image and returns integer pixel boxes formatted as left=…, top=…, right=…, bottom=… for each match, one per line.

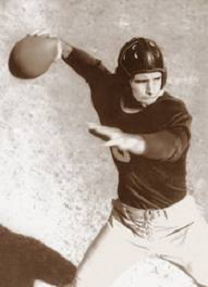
left=61, top=40, right=111, bottom=84
left=88, top=123, right=190, bottom=162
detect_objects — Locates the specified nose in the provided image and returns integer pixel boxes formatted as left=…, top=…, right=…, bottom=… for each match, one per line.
left=146, top=81, right=153, bottom=96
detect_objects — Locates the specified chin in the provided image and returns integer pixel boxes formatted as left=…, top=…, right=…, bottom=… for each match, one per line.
left=139, top=99, right=157, bottom=107
left=145, top=95, right=162, bottom=105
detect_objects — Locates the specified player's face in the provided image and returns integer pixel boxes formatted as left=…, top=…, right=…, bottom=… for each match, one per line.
left=129, top=72, right=163, bottom=106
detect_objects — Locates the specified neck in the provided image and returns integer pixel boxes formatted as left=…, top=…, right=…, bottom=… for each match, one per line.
left=120, top=89, right=164, bottom=113
left=120, top=97, right=143, bottom=114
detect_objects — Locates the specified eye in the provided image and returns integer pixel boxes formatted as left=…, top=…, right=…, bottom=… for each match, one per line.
left=134, top=79, right=148, bottom=84
left=153, top=77, right=161, bottom=82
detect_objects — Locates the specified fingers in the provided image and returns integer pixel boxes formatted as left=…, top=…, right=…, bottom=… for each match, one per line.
left=27, top=28, right=56, bottom=38
left=54, top=39, right=63, bottom=61
left=87, top=122, right=99, bottom=130
left=28, top=29, right=48, bottom=37
left=104, top=136, right=133, bottom=151
left=104, top=135, right=144, bottom=153
left=87, top=123, right=145, bottom=154
left=87, top=122, right=128, bottom=150
left=26, top=29, right=62, bottom=62
left=87, top=123, right=127, bottom=150
left=103, top=138, right=126, bottom=149
left=88, top=122, right=121, bottom=139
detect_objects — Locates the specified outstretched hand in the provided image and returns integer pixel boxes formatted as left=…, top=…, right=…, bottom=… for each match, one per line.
left=88, top=122, right=146, bottom=154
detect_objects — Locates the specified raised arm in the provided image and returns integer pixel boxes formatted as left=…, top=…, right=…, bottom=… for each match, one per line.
left=61, top=40, right=111, bottom=85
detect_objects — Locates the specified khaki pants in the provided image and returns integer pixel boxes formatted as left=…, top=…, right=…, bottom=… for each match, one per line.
left=73, top=196, right=208, bottom=287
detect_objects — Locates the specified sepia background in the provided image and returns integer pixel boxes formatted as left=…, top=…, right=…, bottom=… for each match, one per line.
left=0, top=0, right=208, bottom=286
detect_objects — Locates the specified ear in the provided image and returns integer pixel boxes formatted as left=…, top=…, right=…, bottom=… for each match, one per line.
left=161, top=68, right=167, bottom=88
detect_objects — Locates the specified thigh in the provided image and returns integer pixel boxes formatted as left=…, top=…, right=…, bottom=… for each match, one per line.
left=74, top=216, right=149, bottom=287
left=184, top=216, right=208, bottom=286
left=159, top=215, right=208, bottom=286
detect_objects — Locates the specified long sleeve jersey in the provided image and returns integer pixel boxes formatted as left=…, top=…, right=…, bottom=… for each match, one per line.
left=63, top=48, right=192, bottom=209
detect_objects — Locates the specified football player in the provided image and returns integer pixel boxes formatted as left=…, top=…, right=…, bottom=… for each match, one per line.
left=58, top=37, right=208, bottom=287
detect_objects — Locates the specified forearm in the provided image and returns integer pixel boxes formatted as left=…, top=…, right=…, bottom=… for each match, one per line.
left=126, top=129, right=189, bottom=161
left=61, top=43, right=98, bottom=67
left=61, top=43, right=110, bottom=82
left=88, top=123, right=189, bottom=162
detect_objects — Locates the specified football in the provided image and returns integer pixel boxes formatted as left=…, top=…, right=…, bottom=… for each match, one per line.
left=8, top=35, right=59, bottom=79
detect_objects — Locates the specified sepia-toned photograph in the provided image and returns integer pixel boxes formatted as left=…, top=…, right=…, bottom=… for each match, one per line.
left=0, top=0, right=208, bottom=286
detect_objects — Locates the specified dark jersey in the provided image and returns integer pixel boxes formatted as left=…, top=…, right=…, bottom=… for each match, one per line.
left=63, top=48, right=192, bottom=209
left=0, top=225, right=76, bottom=287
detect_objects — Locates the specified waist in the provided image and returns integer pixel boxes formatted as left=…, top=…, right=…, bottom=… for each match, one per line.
left=118, top=177, right=187, bottom=209
left=112, top=195, right=199, bottom=222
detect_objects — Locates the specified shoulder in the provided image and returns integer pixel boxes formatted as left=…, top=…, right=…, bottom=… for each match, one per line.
left=145, top=92, right=192, bottom=131
left=153, top=92, right=192, bottom=123
left=157, top=92, right=190, bottom=115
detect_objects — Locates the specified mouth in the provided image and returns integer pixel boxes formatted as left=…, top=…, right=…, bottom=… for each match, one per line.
left=143, top=95, right=158, bottom=101
left=139, top=96, right=159, bottom=106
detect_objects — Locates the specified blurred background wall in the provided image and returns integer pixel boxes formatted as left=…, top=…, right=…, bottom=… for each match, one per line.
left=0, top=0, right=208, bottom=286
